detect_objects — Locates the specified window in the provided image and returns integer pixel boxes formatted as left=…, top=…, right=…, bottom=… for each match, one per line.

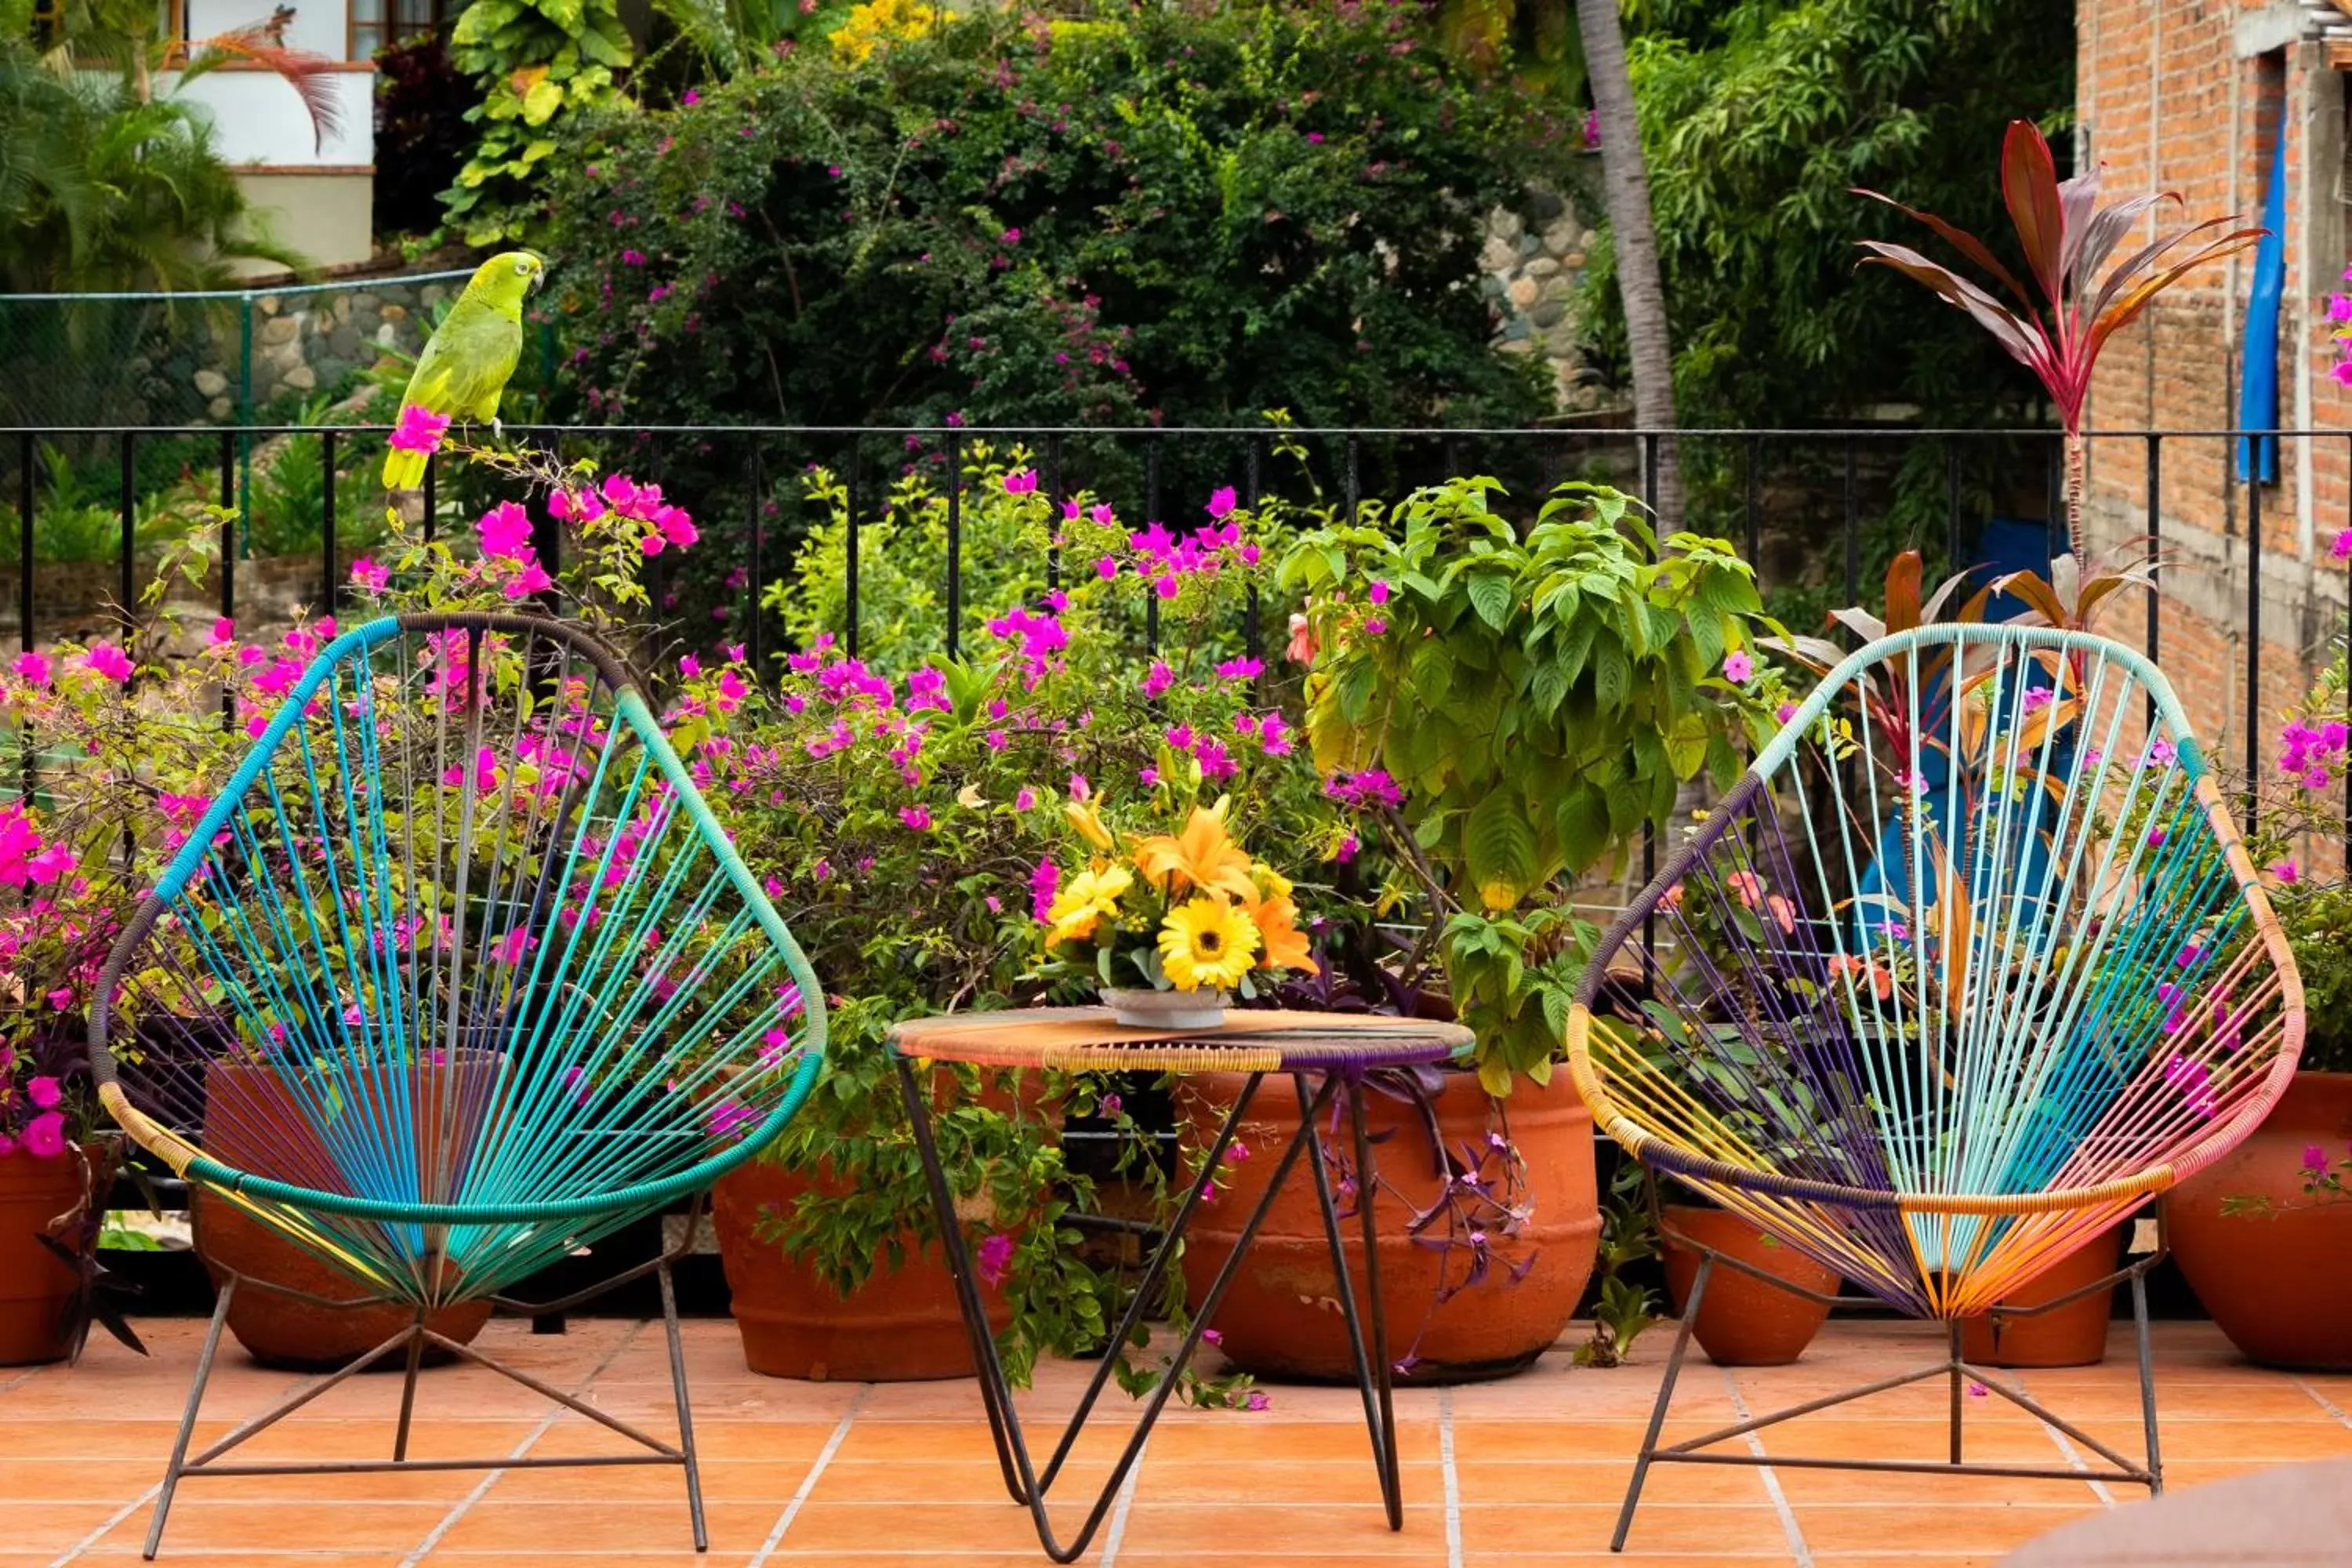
left=350, top=0, right=441, bottom=61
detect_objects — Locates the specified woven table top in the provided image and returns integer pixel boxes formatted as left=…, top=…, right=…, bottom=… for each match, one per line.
left=887, top=1007, right=1474, bottom=1074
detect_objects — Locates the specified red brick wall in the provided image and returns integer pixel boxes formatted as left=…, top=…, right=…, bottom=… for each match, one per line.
left=2078, top=0, right=2350, bottom=871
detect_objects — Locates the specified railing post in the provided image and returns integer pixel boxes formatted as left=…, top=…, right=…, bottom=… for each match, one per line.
left=321, top=430, right=339, bottom=610
left=1145, top=440, right=1161, bottom=655
left=2246, top=460, right=2262, bottom=810
left=17, top=432, right=34, bottom=655
left=1842, top=437, right=1859, bottom=608
left=1045, top=433, right=1062, bottom=593
left=118, top=432, right=136, bottom=641
left=841, top=440, right=858, bottom=662
left=946, top=432, right=962, bottom=659
left=218, top=430, right=236, bottom=625
left=2144, top=434, right=2161, bottom=664
left=1640, top=430, right=1658, bottom=971
left=1746, top=434, right=1762, bottom=568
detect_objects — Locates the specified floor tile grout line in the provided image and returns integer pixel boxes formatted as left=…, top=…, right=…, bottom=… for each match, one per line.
left=744, top=1382, right=870, bottom=1568
left=1721, top=1369, right=1812, bottom=1568
left=46, top=1356, right=325, bottom=1568
left=2009, top=1368, right=2116, bottom=1508
left=1439, top=1387, right=1462, bottom=1568
left=395, top=1318, right=650, bottom=1568
left=2296, top=1377, right=2352, bottom=1428
left=1096, top=1428, right=1149, bottom=1566
left=0, top=1367, right=45, bottom=1397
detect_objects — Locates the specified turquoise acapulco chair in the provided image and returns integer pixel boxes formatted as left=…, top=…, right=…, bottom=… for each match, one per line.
left=89, top=613, right=826, bottom=1558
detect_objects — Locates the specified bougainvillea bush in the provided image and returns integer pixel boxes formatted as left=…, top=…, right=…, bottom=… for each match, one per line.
left=537, top=2, right=1551, bottom=436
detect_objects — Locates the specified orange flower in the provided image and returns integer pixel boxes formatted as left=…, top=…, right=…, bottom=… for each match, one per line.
left=1134, top=797, right=1257, bottom=901
left=1240, top=884, right=1317, bottom=975
left=1724, top=870, right=1765, bottom=909
left=1828, top=954, right=1893, bottom=999
left=1764, top=894, right=1797, bottom=935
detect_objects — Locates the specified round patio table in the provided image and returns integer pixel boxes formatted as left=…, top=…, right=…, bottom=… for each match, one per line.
left=887, top=1006, right=1473, bottom=1564
left=1999, top=1455, right=2352, bottom=1564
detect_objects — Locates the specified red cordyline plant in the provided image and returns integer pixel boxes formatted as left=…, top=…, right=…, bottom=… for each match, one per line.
left=1856, top=119, right=2265, bottom=571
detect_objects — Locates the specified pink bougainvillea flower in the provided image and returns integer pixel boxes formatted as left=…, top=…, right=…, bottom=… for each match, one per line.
left=1141, top=659, right=1174, bottom=699
left=503, top=560, right=554, bottom=600
left=350, top=556, right=390, bottom=592
left=12, top=651, right=47, bottom=686
left=1029, top=858, right=1060, bottom=922
left=81, top=643, right=133, bottom=683
left=1367, top=579, right=1391, bottom=605
left=1003, top=468, right=1039, bottom=495
left=680, top=654, right=703, bottom=679
left=708, top=1098, right=759, bottom=1142
left=1206, top=485, right=1238, bottom=520
left=1363, top=617, right=1387, bottom=637
left=1094, top=555, right=1120, bottom=580
left=477, top=501, right=533, bottom=561
left=26, top=1074, right=61, bottom=1109
left=2334, top=528, right=2352, bottom=562
left=975, top=1231, right=1016, bottom=1287
left=898, top=804, right=934, bottom=831
left=2304, top=1144, right=2331, bottom=1177
left=389, top=405, right=452, bottom=455
left=489, top=927, right=537, bottom=965
left=2272, top=858, right=2301, bottom=884
left=1214, top=656, right=1262, bottom=682
left=209, top=616, right=237, bottom=644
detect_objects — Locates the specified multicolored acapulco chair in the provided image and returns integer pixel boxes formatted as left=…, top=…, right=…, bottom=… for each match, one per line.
left=88, top=613, right=826, bottom=1558
left=1567, top=624, right=2302, bottom=1550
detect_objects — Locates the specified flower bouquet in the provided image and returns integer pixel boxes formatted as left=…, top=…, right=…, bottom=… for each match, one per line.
left=1039, top=793, right=1316, bottom=1029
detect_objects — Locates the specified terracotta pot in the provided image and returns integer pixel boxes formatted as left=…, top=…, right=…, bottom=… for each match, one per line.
left=1660, top=1205, right=1840, bottom=1367
left=1957, top=1225, right=2122, bottom=1367
left=711, top=1066, right=1052, bottom=1381
left=1177, top=1067, right=1599, bottom=1384
left=2169, top=1070, right=2352, bottom=1370
left=192, top=1055, right=499, bottom=1370
left=712, top=1154, right=1014, bottom=1381
left=0, top=1145, right=91, bottom=1367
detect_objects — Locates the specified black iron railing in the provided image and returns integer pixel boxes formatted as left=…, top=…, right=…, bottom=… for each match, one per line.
left=5, top=423, right=2348, bottom=797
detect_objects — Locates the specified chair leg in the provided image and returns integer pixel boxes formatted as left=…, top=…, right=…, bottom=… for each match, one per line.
left=2131, top=1269, right=2162, bottom=1496
left=659, top=1259, right=709, bottom=1552
left=1947, top=1319, right=1964, bottom=1465
left=146, top=1277, right=236, bottom=1561
left=1613, top=1254, right=1709, bottom=1554
left=390, top=1308, right=428, bottom=1462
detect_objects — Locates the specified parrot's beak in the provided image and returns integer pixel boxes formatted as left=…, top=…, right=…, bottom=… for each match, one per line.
left=529, top=267, right=546, bottom=294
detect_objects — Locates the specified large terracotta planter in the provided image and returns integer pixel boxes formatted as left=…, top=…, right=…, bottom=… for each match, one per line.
left=192, top=1055, right=498, bottom=1370
left=2169, top=1070, right=2352, bottom=1370
left=1957, top=1224, right=2122, bottom=1368
left=1660, top=1205, right=1840, bottom=1367
left=711, top=1065, right=1051, bottom=1382
left=1177, top=1067, right=1599, bottom=1384
left=712, top=1153, right=1012, bottom=1381
left=0, top=1146, right=89, bottom=1366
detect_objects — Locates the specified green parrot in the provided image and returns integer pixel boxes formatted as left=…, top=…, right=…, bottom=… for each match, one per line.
left=381, top=251, right=546, bottom=492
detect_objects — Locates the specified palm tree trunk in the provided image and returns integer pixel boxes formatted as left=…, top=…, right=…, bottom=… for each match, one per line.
left=1575, top=0, right=1680, bottom=530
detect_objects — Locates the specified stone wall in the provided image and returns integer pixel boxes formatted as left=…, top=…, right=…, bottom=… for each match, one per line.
left=183, top=274, right=460, bottom=421
left=1479, top=185, right=1610, bottom=415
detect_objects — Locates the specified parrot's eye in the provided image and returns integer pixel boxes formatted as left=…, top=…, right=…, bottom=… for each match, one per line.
left=514, top=259, right=531, bottom=275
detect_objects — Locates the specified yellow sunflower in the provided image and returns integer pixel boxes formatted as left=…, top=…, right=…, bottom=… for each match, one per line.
left=1047, top=866, right=1133, bottom=945
left=1157, top=896, right=1261, bottom=990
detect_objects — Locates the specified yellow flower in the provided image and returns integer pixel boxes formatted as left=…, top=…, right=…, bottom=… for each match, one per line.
left=1251, top=862, right=1294, bottom=900
left=1134, top=797, right=1257, bottom=901
left=831, top=0, right=940, bottom=64
left=1047, top=866, right=1131, bottom=945
left=1065, top=798, right=1115, bottom=852
left=1157, top=896, right=1261, bottom=991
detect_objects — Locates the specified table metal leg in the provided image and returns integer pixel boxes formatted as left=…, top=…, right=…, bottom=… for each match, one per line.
left=1295, top=1071, right=1402, bottom=1530
left=899, top=1057, right=1384, bottom=1562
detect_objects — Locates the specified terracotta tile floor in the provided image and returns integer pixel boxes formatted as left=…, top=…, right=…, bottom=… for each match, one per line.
left=8, top=1317, right=2350, bottom=1568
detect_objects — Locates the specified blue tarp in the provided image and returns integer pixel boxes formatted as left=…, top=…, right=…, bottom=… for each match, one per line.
left=2238, top=114, right=2286, bottom=483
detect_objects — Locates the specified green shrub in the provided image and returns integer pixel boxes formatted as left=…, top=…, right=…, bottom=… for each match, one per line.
left=538, top=2, right=1552, bottom=435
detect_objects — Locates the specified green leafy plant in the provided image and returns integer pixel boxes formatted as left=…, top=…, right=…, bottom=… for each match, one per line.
left=443, top=0, right=633, bottom=246
left=1857, top=118, right=2262, bottom=563
left=1283, top=477, right=1783, bottom=1091
left=538, top=2, right=1550, bottom=434
left=1572, top=1161, right=1661, bottom=1367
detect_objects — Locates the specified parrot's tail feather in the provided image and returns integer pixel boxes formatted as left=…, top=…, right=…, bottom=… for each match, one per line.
left=383, top=445, right=426, bottom=493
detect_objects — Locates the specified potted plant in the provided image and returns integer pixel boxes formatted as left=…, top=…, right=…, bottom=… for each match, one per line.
left=699, top=448, right=1292, bottom=1390
left=1213, top=476, right=1782, bottom=1381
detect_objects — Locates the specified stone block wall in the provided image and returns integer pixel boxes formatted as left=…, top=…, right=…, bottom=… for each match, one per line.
left=1479, top=183, right=1612, bottom=415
